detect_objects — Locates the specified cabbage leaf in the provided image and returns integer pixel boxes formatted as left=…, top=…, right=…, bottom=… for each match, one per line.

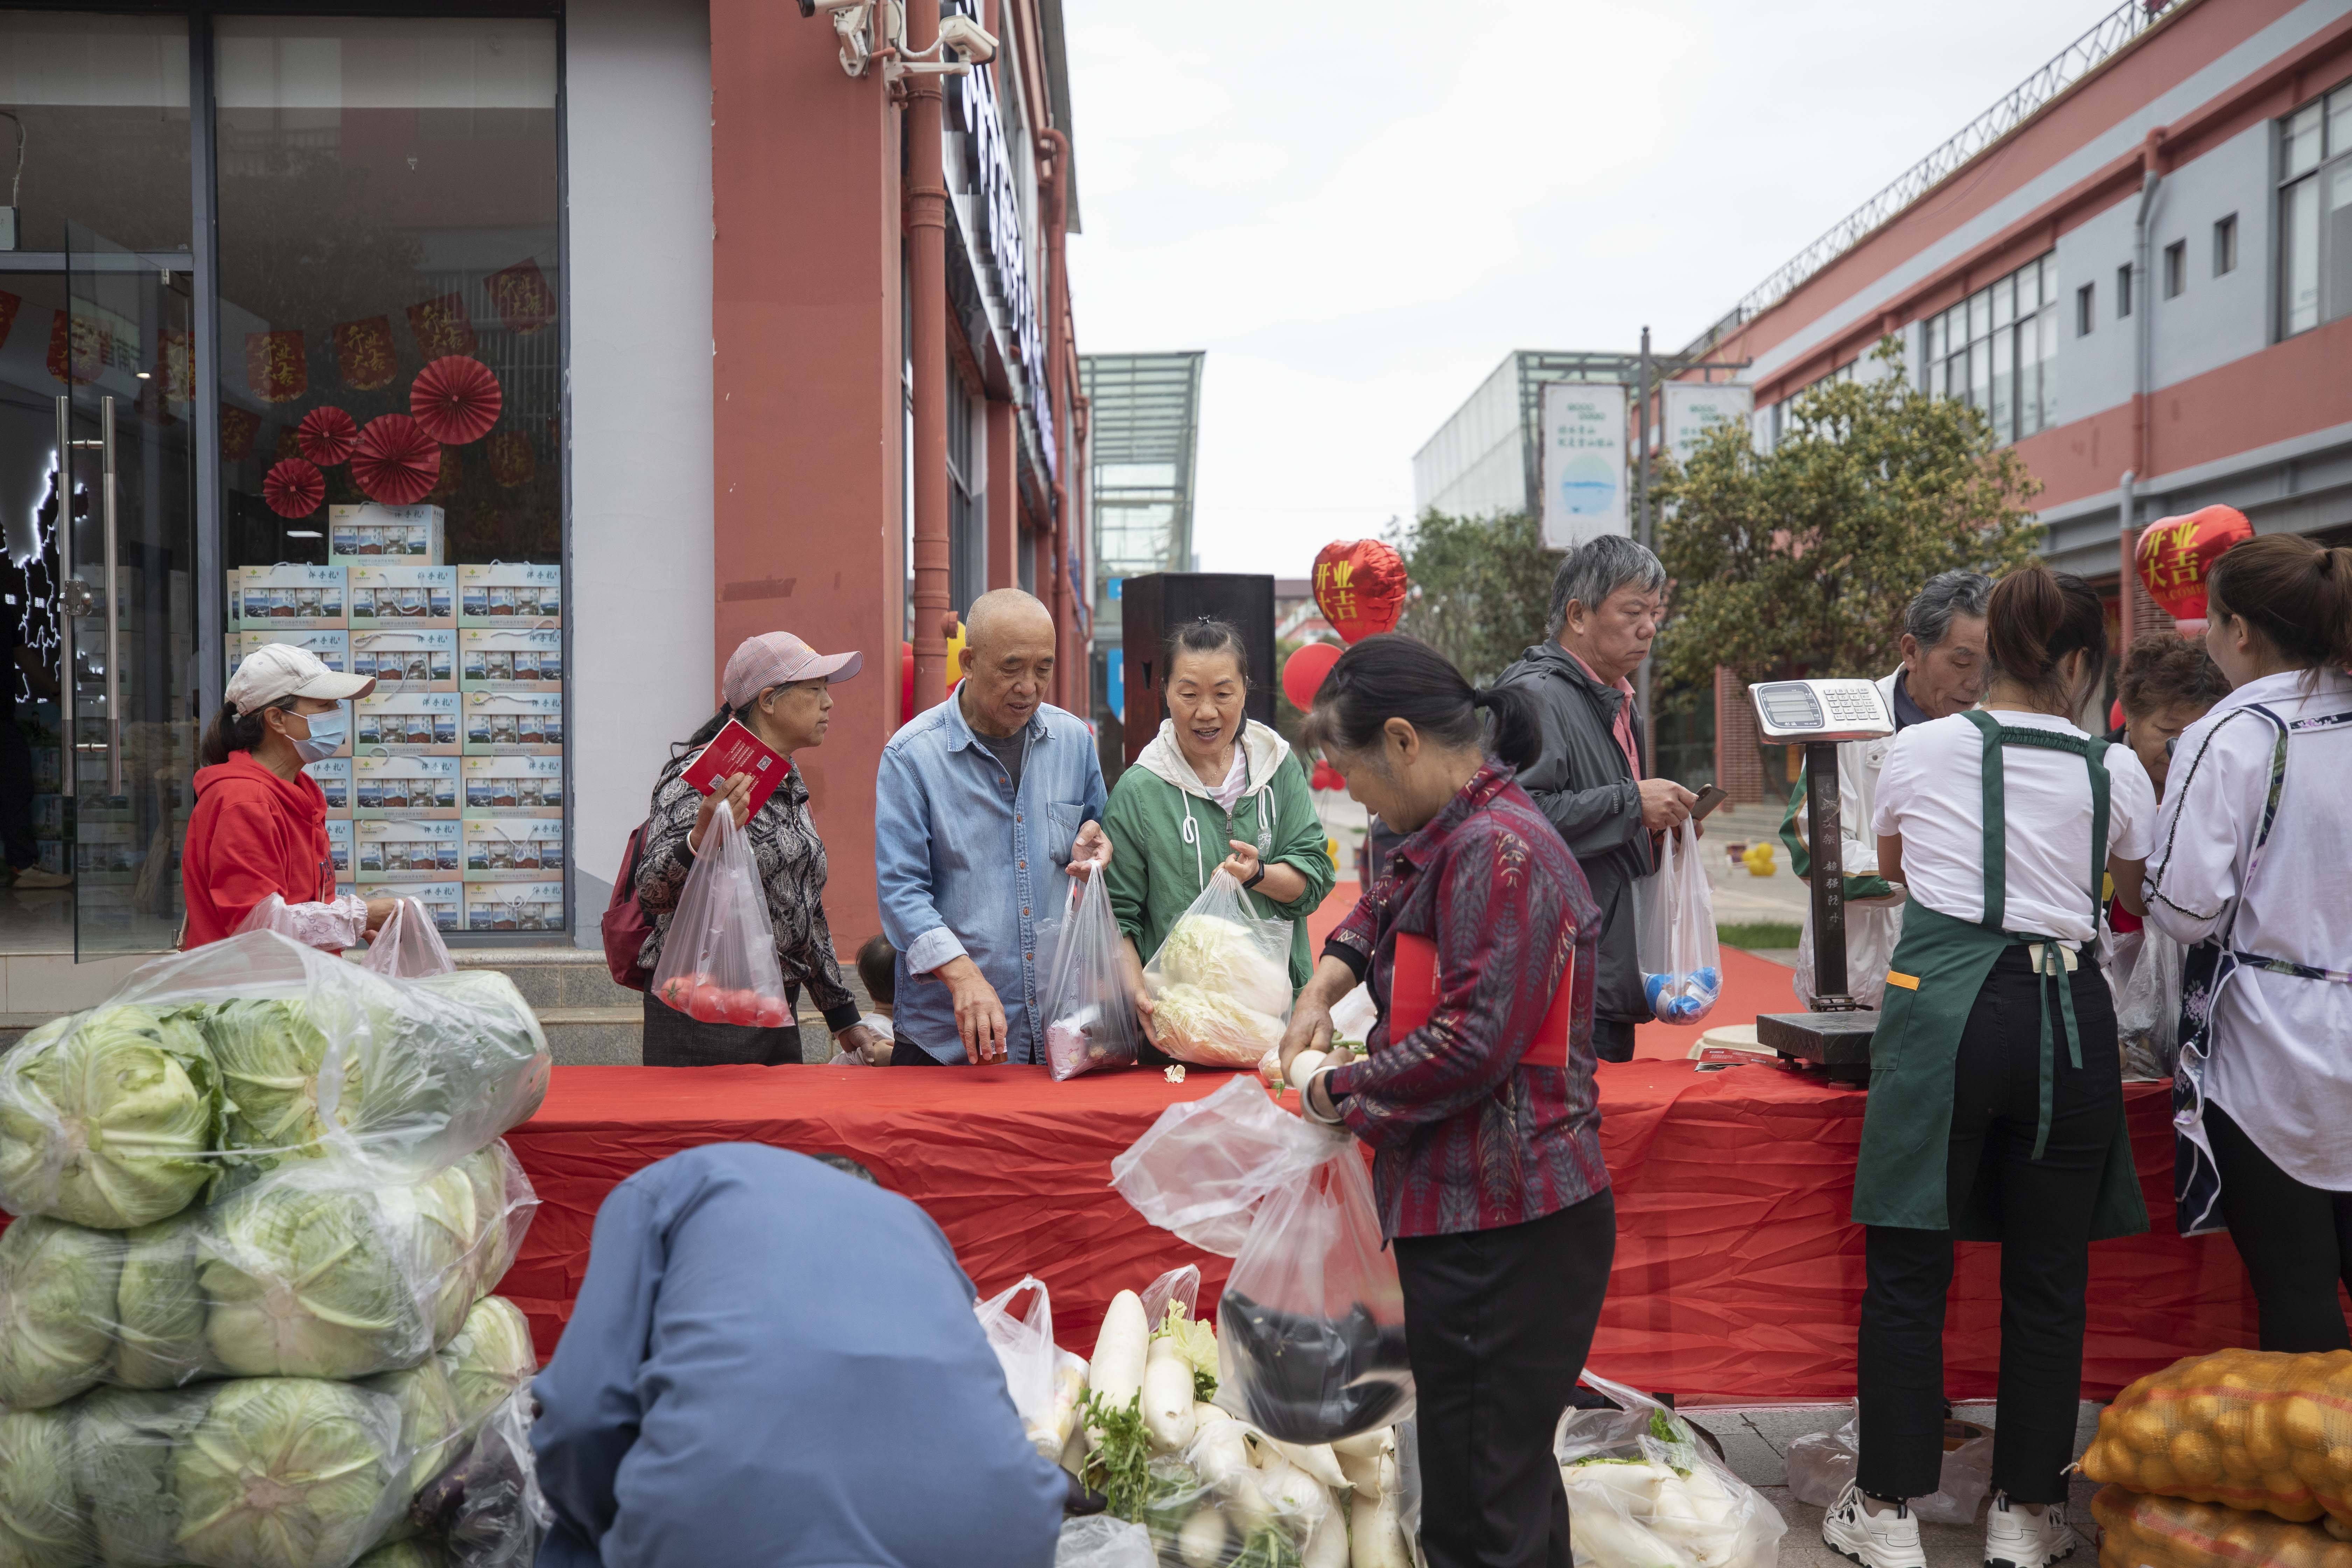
left=0, top=1215, right=122, bottom=1408
left=0, top=1405, right=84, bottom=1568
left=1152, top=915, right=1291, bottom=1019
left=439, top=1295, right=536, bottom=1432
left=201, top=1184, right=431, bottom=1379
left=0, top=1005, right=219, bottom=1228
left=113, top=1218, right=210, bottom=1391
left=171, top=1378, right=403, bottom=1568
left=74, top=1386, right=203, bottom=1566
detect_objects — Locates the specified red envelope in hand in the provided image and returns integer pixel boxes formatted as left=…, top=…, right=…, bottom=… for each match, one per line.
left=1386, top=932, right=1578, bottom=1070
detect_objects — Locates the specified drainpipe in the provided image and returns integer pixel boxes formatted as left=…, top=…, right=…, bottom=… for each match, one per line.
left=906, top=4, right=953, bottom=713
left=2122, top=131, right=2164, bottom=653
left=1038, top=125, right=1073, bottom=710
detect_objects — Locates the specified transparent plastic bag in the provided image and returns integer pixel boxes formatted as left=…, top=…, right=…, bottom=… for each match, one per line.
left=2082, top=1348, right=2352, bottom=1526
left=238, top=890, right=372, bottom=952
left=976, top=1274, right=1088, bottom=1460
left=1328, top=984, right=1377, bottom=1049
left=1555, top=1371, right=1786, bottom=1568
left=1141, top=1263, right=1201, bottom=1330
left=0, top=931, right=550, bottom=1229
left=0, top=1143, right=537, bottom=1406
left=1111, top=1075, right=1336, bottom=1257
left=406, top=1390, right=554, bottom=1568
left=1055, top=1514, right=1156, bottom=1568
left=1783, top=1413, right=1992, bottom=1526
left=1637, top=819, right=1723, bottom=1025
left=648, top=803, right=792, bottom=1028
left=1043, top=873, right=1145, bottom=1081
left=1139, top=1412, right=1336, bottom=1568
left=365, top=898, right=457, bottom=980
left=829, top=1012, right=895, bottom=1066
left=1142, top=870, right=1294, bottom=1069
left=2110, top=924, right=2184, bottom=1080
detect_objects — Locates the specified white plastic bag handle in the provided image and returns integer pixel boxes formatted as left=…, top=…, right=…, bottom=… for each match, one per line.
left=362, top=897, right=456, bottom=978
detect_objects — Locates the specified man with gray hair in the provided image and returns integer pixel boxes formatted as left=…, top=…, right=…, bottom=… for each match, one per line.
left=1778, top=569, right=1991, bottom=1009
left=1494, top=536, right=1700, bottom=1062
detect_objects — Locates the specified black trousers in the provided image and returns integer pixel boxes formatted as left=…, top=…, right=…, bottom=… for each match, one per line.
left=1857, top=947, right=2121, bottom=1505
left=2207, top=1101, right=2352, bottom=1352
left=1592, top=1018, right=1636, bottom=1064
left=639, top=986, right=803, bottom=1067
left=1395, top=1188, right=1616, bottom=1568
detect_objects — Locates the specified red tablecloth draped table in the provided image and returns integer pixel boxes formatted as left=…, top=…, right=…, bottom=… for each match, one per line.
left=501, top=1057, right=2257, bottom=1400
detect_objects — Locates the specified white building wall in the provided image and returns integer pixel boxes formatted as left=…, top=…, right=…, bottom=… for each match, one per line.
left=2145, top=122, right=2274, bottom=394
left=564, top=0, right=714, bottom=935
left=1414, top=354, right=1528, bottom=518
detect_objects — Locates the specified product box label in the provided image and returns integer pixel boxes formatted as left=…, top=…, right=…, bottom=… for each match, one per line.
left=231, top=629, right=350, bottom=678
left=354, top=753, right=460, bottom=817
left=462, top=754, right=563, bottom=812
left=233, top=565, right=347, bottom=629
left=463, top=816, right=565, bottom=878
left=355, top=691, right=461, bottom=753
left=465, top=880, right=565, bottom=932
left=389, top=880, right=463, bottom=931
left=329, top=504, right=443, bottom=566
left=325, top=818, right=352, bottom=878
left=462, top=690, right=564, bottom=754
left=304, top=757, right=351, bottom=813
left=348, top=564, right=457, bottom=629
left=458, top=562, right=560, bottom=626
left=355, top=818, right=462, bottom=880
left=224, top=571, right=240, bottom=630
left=351, top=628, right=457, bottom=690
left=458, top=627, right=563, bottom=691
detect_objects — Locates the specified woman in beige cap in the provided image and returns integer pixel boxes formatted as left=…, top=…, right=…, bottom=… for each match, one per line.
left=632, top=631, right=883, bottom=1066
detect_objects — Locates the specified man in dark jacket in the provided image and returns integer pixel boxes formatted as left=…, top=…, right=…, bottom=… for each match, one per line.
left=1493, top=536, right=1698, bottom=1062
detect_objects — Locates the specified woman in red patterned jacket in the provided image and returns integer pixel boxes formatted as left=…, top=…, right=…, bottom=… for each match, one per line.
left=1281, top=633, right=1610, bottom=1568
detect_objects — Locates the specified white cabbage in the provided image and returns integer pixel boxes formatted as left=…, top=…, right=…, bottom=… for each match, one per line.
left=0, top=1006, right=219, bottom=1228
left=1153, top=915, right=1292, bottom=1019
left=112, top=1219, right=209, bottom=1390
left=0, top=1216, right=121, bottom=1408
left=0, top=1405, right=85, bottom=1568
left=168, top=1378, right=404, bottom=1568
left=439, top=1295, right=537, bottom=1432
left=201, top=1184, right=432, bottom=1380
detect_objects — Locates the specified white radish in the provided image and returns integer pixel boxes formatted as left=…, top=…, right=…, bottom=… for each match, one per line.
left=1287, top=1048, right=1327, bottom=1090
left=1260, top=1451, right=1330, bottom=1534
left=1029, top=1352, right=1088, bottom=1458
left=1303, top=1503, right=1352, bottom=1568
left=1190, top=1418, right=1255, bottom=1492
left=1193, top=1400, right=1232, bottom=1431
left=1177, top=1507, right=1229, bottom=1568
left=1335, top=1446, right=1384, bottom=1500
left=1268, top=1437, right=1351, bottom=1492
left=1329, top=1428, right=1392, bottom=1460
left=1058, top=1423, right=1086, bottom=1478
left=1142, top=1338, right=1198, bottom=1452
left=1351, top=1455, right=1412, bottom=1568
left=1258, top=1046, right=1283, bottom=1086
left=1088, top=1290, right=1150, bottom=1412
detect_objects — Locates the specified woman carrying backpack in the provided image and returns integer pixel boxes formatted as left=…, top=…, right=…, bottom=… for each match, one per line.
left=631, top=632, right=882, bottom=1067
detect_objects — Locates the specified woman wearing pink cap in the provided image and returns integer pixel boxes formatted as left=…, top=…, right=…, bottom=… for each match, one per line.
left=632, top=632, right=883, bottom=1066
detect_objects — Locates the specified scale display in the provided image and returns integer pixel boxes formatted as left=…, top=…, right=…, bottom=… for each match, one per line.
left=1750, top=679, right=1896, bottom=744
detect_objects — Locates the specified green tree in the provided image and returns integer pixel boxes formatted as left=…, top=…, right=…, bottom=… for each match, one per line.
left=1652, top=340, right=2044, bottom=690
left=1389, top=510, right=1561, bottom=686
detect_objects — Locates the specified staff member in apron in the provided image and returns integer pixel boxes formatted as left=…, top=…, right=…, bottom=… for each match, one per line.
left=2146, top=532, right=2352, bottom=1350
left=1823, top=566, right=2158, bottom=1568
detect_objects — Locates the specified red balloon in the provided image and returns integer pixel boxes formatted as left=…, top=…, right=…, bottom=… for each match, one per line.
left=1312, top=539, right=1409, bottom=643
left=262, top=457, right=325, bottom=519
left=2136, top=505, right=2253, bottom=622
left=1282, top=641, right=1342, bottom=713
left=294, top=405, right=359, bottom=466
left=1309, top=760, right=1346, bottom=793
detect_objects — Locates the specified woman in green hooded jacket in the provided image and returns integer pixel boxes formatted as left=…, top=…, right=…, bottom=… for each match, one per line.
left=1102, top=619, right=1335, bottom=1049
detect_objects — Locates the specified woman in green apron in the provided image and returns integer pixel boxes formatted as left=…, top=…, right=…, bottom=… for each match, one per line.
left=1821, top=567, right=2160, bottom=1568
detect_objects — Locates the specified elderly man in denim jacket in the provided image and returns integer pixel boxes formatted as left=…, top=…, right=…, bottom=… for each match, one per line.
left=877, top=590, right=1110, bottom=1065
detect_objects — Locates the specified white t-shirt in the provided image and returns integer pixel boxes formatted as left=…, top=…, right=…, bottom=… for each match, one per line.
left=1208, top=749, right=1250, bottom=813
left=1871, top=710, right=2157, bottom=945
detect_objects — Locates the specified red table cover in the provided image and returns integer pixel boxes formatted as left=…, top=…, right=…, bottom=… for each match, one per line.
left=503, top=1059, right=2256, bottom=1400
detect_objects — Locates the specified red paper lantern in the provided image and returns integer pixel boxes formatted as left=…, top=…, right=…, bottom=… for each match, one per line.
left=411, top=356, right=502, bottom=444
left=1312, top=539, right=1410, bottom=644
left=486, top=259, right=555, bottom=335
left=351, top=414, right=442, bottom=506
left=406, top=293, right=477, bottom=360
left=2136, top=505, right=2254, bottom=623
left=263, top=458, right=325, bottom=519
left=244, top=330, right=308, bottom=404
left=219, top=406, right=261, bottom=463
left=334, top=317, right=399, bottom=392
left=297, top=406, right=360, bottom=466
left=1282, top=641, right=1343, bottom=713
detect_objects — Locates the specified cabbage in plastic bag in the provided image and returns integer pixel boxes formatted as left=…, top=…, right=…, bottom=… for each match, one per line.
left=0, top=1214, right=122, bottom=1408
left=75, top=1387, right=203, bottom=1566
left=406, top=1391, right=552, bottom=1568
left=205, top=996, right=357, bottom=1162
left=0, top=1405, right=84, bottom=1568
left=357, top=1541, right=449, bottom=1568
left=169, top=1378, right=407, bottom=1568
left=1146, top=985, right=1286, bottom=1070
left=0, top=1005, right=221, bottom=1229
left=438, top=1295, right=537, bottom=1432
left=202, top=1181, right=439, bottom=1381
left=114, top=1217, right=210, bottom=1390
left=366, top=1354, right=469, bottom=1512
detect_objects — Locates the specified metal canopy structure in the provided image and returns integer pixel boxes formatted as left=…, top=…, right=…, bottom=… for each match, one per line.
left=1080, top=352, right=1202, bottom=632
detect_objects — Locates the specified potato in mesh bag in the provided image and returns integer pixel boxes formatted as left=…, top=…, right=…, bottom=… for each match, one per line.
left=2081, top=1348, right=2352, bottom=1527
left=2092, top=1484, right=2352, bottom=1568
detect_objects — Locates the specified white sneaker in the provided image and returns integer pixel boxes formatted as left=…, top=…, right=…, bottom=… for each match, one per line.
left=1823, top=1481, right=1927, bottom=1568
left=1984, top=1493, right=2077, bottom=1568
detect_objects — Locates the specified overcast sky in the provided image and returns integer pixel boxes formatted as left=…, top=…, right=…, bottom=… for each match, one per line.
left=1061, top=0, right=2126, bottom=574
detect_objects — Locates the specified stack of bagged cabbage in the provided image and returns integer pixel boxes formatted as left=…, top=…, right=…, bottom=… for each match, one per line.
left=0, top=930, right=553, bottom=1568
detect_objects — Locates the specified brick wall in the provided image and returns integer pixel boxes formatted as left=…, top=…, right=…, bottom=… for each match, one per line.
left=1714, top=666, right=1766, bottom=804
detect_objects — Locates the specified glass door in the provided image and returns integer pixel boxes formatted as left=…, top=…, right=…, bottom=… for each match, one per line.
left=62, top=221, right=198, bottom=955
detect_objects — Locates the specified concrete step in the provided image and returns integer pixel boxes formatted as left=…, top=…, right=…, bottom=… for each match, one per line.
left=453, top=946, right=640, bottom=1011
left=534, top=1005, right=645, bottom=1066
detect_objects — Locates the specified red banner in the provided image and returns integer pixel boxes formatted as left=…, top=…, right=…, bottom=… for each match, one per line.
left=334, top=317, right=399, bottom=393
left=486, top=429, right=536, bottom=488
left=406, top=293, right=477, bottom=360
left=244, top=329, right=308, bottom=404
left=47, top=310, right=105, bottom=386
left=486, top=259, right=554, bottom=335
left=219, top=406, right=262, bottom=463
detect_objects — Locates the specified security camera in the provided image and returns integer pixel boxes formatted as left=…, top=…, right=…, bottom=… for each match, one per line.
left=937, top=13, right=996, bottom=63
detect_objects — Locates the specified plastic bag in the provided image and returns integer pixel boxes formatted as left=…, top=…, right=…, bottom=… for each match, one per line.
left=1783, top=1413, right=1993, bottom=1526
left=648, top=803, right=792, bottom=1027
left=2110, top=924, right=2184, bottom=1080
left=2082, top=1348, right=2352, bottom=1526
left=1328, top=984, right=1377, bottom=1049
left=1043, top=872, right=1145, bottom=1081
left=1112, top=1075, right=1337, bottom=1257
left=976, top=1274, right=1088, bottom=1460
left=1555, top=1370, right=1786, bottom=1568
left=0, top=931, right=550, bottom=1228
left=237, top=890, right=372, bottom=952
left=0, top=1143, right=537, bottom=1406
left=1142, top=870, right=1294, bottom=1069
left=1141, top=1263, right=1202, bottom=1330
left=2091, top=1484, right=2352, bottom=1568
left=1138, top=1416, right=1330, bottom=1568
left=365, top=898, right=457, bottom=980
left=406, top=1390, right=554, bottom=1568
left=829, top=1012, right=895, bottom=1066
left=1055, top=1514, right=1156, bottom=1568
left=1637, top=820, right=1722, bottom=1024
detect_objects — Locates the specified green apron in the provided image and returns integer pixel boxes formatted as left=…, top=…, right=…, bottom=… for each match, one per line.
left=1852, top=711, right=2149, bottom=1241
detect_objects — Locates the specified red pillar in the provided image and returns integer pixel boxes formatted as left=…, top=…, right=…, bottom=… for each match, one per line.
left=986, top=396, right=1017, bottom=590
left=710, top=0, right=903, bottom=950
left=906, top=13, right=953, bottom=714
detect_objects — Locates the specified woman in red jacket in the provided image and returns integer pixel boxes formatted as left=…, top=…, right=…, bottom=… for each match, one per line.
left=182, top=642, right=394, bottom=948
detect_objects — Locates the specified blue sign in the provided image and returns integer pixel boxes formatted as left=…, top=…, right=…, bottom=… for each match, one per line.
left=1106, top=649, right=1123, bottom=715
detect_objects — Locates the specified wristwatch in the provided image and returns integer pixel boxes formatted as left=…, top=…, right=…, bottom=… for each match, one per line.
left=1242, top=862, right=1267, bottom=891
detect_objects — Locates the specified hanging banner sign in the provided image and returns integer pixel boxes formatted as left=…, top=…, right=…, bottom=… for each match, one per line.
left=1540, top=382, right=1629, bottom=550
left=1661, top=383, right=1755, bottom=466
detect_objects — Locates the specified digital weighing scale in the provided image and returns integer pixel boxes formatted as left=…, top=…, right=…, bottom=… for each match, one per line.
left=1748, top=679, right=1898, bottom=1086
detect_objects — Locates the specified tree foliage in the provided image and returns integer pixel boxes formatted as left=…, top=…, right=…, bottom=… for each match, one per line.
left=1651, top=341, right=2045, bottom=689
left=1388, top=509, right=1561, bottom=686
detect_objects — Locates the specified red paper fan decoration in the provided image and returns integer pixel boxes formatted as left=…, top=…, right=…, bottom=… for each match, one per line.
left=351, top=414, right=442, bottom=506
left=410, top=356, right=502, bottom=445
left=263, top=458, right=325, bottom=519
left=297, top=406, right=360, bottom=466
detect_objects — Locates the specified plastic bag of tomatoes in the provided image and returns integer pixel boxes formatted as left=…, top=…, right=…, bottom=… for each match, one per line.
left=649, top=802, right=794, bottom=1029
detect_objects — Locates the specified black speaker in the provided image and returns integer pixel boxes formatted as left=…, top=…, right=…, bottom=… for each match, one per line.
left=1120, top=573, right=1276, bottom=764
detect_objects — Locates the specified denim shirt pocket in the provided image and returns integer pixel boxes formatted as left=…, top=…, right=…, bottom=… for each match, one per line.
left=1045, top=800, right=1084, bottom=867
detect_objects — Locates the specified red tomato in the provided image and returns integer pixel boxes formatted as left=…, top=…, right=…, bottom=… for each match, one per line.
left=657, top=975, right=691, bottom=1010
left=722, top=988, right=763, bottom=1026
left=750, top=996, right=789, bottom=1028
left=686, top=984, right=728, bottom=1023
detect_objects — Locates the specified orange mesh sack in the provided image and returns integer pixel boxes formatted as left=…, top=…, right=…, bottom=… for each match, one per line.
left=2092, top=1484, right=2352, bottom=1568
left=2080, top=1349, right=2352, bottom=1526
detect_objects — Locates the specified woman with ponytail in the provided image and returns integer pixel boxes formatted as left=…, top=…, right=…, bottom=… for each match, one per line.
left=1279, top=633, right=1609, bottom=1568
left=1831, top=566, right=2160, bottom=1568
left=2146, top=532, right=2352, bottom=1351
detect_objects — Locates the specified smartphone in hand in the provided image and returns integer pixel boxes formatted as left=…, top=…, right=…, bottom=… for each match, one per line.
left=1690, top=784, right=1729, bottom=822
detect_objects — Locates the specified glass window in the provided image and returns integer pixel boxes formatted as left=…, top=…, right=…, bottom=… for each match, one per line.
left=1989, top=327, right=2014, bottom=437
left=2278, top=81, right=2352, bottom=341
left=2213, top=214, right=2238, bottom=276
left=2331, top=86, right=2352, bottom=161
left=2287, top=103, right=2324, bottom=177
left=2164, top=240, right=2186, bottom=299
left=2284, top=175, right=2322, bottom=335
left=2331, top=164, right=2352, bottom=327
left=2117, top=263, right=2134, bottom=318
left=0, top=13, right=190, bottom=254
left=1992, top=276, right=2016, bottom=332
left=2077, top=282, right=2095, bottom=336
left=1919, top=251, right=2054, bottom=444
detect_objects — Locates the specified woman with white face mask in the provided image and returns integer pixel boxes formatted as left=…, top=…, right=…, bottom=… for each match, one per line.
left=182, top=642, right=397, bottom=949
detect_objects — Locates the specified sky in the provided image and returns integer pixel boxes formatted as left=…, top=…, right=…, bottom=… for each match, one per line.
left=1060, top=0, right=2129, bottom=575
